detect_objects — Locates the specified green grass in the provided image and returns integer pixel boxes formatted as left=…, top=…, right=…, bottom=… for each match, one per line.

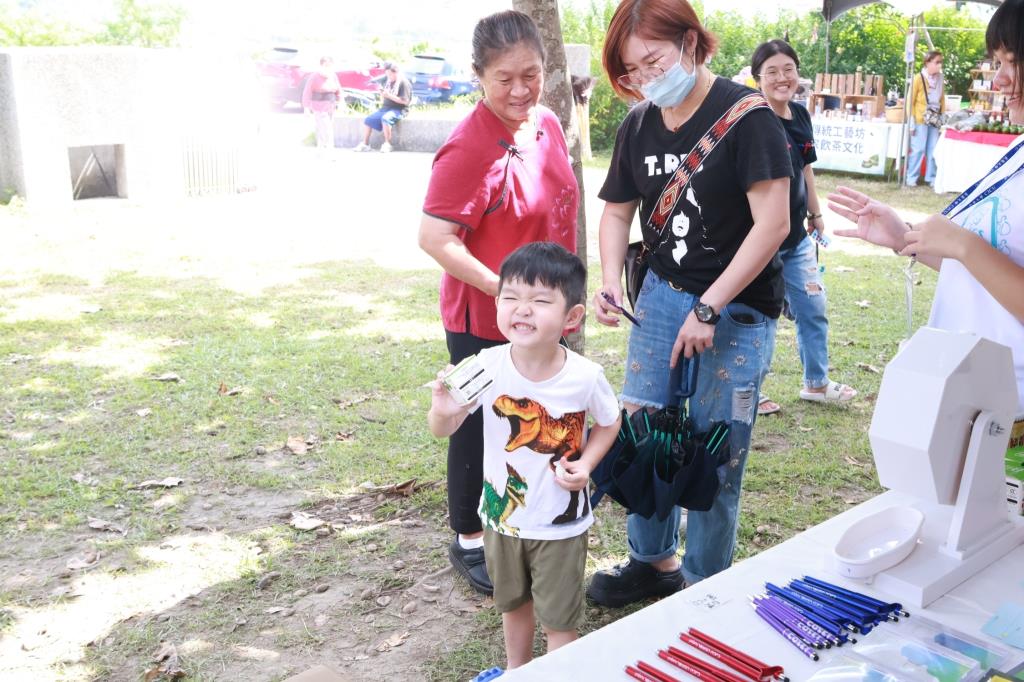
left=0, top=169, right=942, bottom=680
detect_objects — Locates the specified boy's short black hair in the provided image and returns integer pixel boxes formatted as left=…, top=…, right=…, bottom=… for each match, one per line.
left=499, top=242, right=586, bottom=307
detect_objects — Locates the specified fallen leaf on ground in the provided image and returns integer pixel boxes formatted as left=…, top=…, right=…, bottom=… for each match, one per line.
left=335, top=430, right=355, bottom=441
left=375, top=631, right=409, bottom=652
left=217, top=382, right=243, bottom=396
left=854, top=300, right=871, bottom=308
left=834, top=265, right=856, bottom=273
left=265, top=606, right=285, bottom=614
left=285, top=436, right=308, bottom=455
left=67, top=550, right=100, bottom=570
left=87, top=517, right=125, bottom=535
left=144, top=642, right=185, bottom=681
left=256, top=571, right=281, bottom=589
left=136, top=408, right=152, bottom=417
left=289, top=511, right=325, bottom=531
left=264, top=394, right=278, bottom=405
left=152, top=373, right=181, bottom=383
left=798, top=426, right=814, bottom=432
left=856, top=362, right=881, bottom=374
left=135, top=477, right=184, bottom=490
left=314, top=614, right=330, bottom=627
left=844, top=456, right=865, bottom=468
left=376, top=595, right=392, bottom=607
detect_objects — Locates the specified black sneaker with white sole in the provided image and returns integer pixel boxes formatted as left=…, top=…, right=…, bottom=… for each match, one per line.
left=586, top=558, right=684, bottom=608
left=449, top=537, right=493, bottom=596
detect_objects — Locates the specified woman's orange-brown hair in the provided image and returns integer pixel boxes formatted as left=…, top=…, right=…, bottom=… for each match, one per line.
left=602, top=0, right=718, bottom=100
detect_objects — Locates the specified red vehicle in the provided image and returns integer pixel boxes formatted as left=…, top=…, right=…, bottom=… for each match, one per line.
left=256, top=47, right=386, bottom=109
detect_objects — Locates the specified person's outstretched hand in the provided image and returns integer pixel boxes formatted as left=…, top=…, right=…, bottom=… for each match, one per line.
left=827, top=186, right=908, bottom=251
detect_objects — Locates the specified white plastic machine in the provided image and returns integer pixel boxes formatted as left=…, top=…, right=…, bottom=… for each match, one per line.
left=836, top=327, right=1024, bottom=608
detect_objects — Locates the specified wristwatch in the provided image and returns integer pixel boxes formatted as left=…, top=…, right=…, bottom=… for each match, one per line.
left=693, top=300, right=720, bottom=325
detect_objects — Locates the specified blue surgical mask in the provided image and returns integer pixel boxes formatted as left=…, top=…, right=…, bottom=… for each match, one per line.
left=641, top=51, right=697, bottom=108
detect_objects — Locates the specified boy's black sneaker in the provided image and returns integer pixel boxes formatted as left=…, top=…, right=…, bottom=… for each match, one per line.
left=449, top=537, right=493, bottom=596
left=586, top=558, right=684, bottom=608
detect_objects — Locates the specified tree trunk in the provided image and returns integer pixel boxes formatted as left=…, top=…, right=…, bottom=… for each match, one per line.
left=512, top=0, right=587, bottom=353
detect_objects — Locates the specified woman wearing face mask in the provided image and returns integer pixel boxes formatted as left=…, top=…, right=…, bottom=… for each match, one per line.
left=906, top=50, right=946, bottom=187
left=830, top=0, right=1024, bottom=414
left=418, top=10, right=579, bottom=598
left=752, top=40, right=857, bottom=415
left=589, top=0, right=791, bottom=607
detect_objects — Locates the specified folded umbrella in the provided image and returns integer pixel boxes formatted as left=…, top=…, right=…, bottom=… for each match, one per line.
left=591, top=355, right=730, bottom=520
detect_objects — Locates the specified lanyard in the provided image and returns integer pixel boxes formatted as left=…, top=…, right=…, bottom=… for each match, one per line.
left=943, top=138, right=1024, bottom=220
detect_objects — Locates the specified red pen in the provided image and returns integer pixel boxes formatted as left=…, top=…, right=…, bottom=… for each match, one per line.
left=689, top=628, right=786, bottom=681
left=679, top=632, right=762, bottom=680
left=658, top=650, right=728, bottom=682
left=637, top=660, right=683, bottom=682
left=666, top=646, right=748, bottom=682
left=626, top=665, right=666, bottom=682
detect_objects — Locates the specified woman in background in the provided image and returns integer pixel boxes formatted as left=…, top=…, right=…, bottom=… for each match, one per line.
left=906, top=49, right=946, bottom=187
left=751, top=40, right=856, bottom=415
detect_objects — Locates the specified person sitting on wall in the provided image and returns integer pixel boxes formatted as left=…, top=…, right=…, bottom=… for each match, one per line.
left=354, top=62, right=412, bottom=153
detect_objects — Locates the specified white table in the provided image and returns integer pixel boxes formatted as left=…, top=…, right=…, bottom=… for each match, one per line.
left=504, top=491, right=1024, bottom=681
left=933, top=131, right=1015, bottom=194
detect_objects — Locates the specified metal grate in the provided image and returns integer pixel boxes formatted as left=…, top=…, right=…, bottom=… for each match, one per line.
left=181, top=138, right=240, bottom=197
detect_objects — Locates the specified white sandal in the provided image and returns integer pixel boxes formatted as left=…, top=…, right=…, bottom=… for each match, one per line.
left=799, top=380, right=857, bottom=403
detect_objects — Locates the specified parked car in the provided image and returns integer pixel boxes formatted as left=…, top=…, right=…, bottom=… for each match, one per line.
left=255, top=47, right=386, bottom=109
left=404, top=55, right=478, bottom=104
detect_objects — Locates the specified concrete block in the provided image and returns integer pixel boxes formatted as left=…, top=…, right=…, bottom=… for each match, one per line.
left=333, top=114, right=460, bottom=153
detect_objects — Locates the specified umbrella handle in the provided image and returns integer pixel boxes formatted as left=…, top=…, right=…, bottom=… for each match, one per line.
left=670, top=354, right=700, bottom=401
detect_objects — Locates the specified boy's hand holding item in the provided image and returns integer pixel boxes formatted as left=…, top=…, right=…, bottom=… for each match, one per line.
left=427, top=365, right=473, bottom=437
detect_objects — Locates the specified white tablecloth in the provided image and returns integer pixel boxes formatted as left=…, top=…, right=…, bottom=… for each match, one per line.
left=503, top=490, right=1024, bottom=681
left=933, top=131, right=1011, bottom=195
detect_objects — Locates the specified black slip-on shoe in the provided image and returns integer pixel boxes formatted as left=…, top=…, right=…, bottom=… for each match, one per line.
left=586, top=558, right=684, bottom=608
left=449, top=537, right=493, bottom=596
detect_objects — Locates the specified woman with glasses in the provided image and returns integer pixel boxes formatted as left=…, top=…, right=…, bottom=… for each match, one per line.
left=418, top=10, right=579, bottom=598
left=588, top=0, right=791, bottom=607
left=752, top=40, right=857, bottom=416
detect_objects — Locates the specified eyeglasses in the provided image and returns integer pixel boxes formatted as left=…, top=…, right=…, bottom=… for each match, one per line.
left=616, top=55, right=668, bottom=90
left=758, top=65, right=798, bottom=82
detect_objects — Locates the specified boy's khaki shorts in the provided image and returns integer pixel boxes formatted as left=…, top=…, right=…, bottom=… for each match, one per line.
left=483, top=528, right=588, bottom=632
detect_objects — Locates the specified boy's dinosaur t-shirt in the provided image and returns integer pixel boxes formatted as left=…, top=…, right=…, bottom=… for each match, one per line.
left=468, top=344, right=620, bottom=541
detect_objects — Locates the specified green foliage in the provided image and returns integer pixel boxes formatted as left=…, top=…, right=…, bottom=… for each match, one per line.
left=0, top=0, right=184, bottom=48
left=920, top=6, right=987, bottom=98
left=97, top=0, right=185, bottom=48
left=559, top=1, right=988, bottom=151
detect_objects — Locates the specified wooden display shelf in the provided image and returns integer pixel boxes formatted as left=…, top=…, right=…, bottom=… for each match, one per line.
left=807, top=92, right=885, bottom=117
left=971, top=68, right=997, bottom=75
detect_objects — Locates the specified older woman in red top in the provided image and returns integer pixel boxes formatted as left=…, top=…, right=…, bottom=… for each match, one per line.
left=418, top=10, right=579, bottom=596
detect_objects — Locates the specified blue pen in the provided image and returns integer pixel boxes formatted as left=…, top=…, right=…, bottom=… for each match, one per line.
left=788, top=581, right=885, bottom=625
left=802, top=575, right=909, bottom=618
left=773, top=582, right=873, bottom=628
left=790, top=579, right=894, bottom=624
left=766, top=583, right=864, bottom=634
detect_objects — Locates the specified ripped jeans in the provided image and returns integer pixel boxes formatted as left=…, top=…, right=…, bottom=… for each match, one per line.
left=620, top=270, right=777, bottom=584
left=780, top=235, right=830, bottom=389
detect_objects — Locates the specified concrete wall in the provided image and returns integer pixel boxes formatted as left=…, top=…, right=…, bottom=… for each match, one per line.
left=332, top=115, right=460, bottom=152
left=0, top=47, right=259, bottom=205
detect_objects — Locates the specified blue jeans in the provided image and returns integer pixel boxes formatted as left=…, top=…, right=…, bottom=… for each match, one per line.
left=780, top=236, right=829, bottom=389
left=364, top=107, right=405, bottom=131
left=906, top=122, right=940, bottom=185
left=620, top=270, right=777, bottom=584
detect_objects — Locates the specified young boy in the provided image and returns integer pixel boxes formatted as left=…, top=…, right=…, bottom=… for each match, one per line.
left=428, top=242, right=621, bottom=669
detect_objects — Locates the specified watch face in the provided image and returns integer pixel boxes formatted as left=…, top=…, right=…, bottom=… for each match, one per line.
left=695, top=303, right=716, bottom=323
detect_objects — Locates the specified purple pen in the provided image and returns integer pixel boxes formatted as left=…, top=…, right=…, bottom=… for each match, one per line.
left=762, top=595, right=843, bottom=646
left=752, top=603, right=820, bottom=661
left=755, top=597, right=830, bottom=649
left=601, top=292, right=641, bottom=327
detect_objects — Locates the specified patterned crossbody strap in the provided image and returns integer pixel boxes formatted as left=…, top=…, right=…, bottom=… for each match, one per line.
left=645, top=92, right=771, bottom=245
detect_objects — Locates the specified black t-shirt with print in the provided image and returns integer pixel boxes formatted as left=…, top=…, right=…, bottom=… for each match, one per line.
left=779, top=101, right=818, bottom=251
left=599, top=78, right=792, bottom=318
